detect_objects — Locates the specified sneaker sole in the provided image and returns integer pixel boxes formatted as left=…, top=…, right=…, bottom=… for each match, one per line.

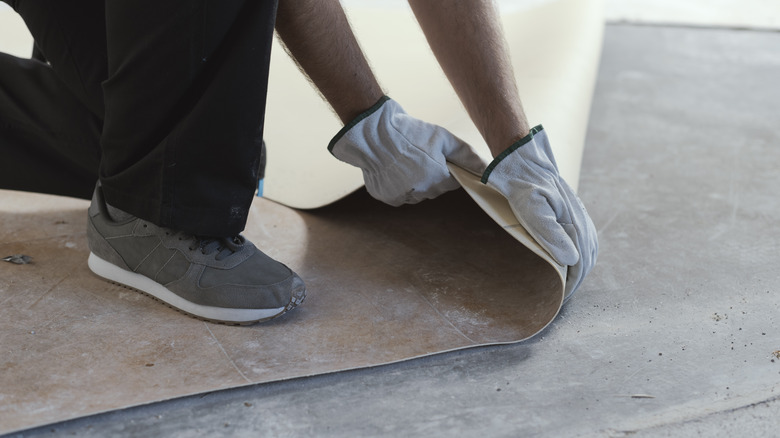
left=88, top=252, right=304, bottom=325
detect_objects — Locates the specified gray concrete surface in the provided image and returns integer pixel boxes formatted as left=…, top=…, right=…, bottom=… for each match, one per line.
left=6, top=24, right=780, bottom=437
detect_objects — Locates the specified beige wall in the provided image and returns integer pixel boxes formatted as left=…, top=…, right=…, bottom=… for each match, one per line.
left=0, top=6, right=33, bottom=58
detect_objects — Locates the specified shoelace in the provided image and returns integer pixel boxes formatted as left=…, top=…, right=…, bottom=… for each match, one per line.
left=173, top=230, right=244, bottom=261
left=142, top=221, right=245, bottom=261
left=197, top=236, right=245, bottom=261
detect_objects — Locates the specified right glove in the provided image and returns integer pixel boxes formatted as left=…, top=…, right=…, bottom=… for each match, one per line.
left=328, top=96, right=487, bottom=206
left=481, top=126, right=598, bottom=297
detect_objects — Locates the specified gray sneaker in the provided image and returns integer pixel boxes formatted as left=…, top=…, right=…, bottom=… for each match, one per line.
left=86, top=185, right=306, bottom=324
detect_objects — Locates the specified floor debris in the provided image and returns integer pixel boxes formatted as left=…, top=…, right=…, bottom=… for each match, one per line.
left=2, top=254, right=32, bottom=264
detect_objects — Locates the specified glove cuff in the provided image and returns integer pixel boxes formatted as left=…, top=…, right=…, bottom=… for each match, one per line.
left=480, top=124, right=545, bottom=184
left=327, top=95, right=392, bottom=155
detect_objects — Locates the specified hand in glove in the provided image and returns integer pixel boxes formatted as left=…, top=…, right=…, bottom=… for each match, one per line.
left=481, top=126, right=598, bottom=296
left=328, top=96, right=487, bottom=206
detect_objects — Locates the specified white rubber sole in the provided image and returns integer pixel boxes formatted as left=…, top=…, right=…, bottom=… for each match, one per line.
left=88, top=252, right=286, bottom=324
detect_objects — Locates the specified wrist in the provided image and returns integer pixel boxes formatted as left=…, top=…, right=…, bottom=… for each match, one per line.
left=334, top=87, right=387, bottom=124
left=487, top=123, right=534, bottom=158
left=481, top=125, right=545, bottom=183
left=328, top=96, right=391, bottom=154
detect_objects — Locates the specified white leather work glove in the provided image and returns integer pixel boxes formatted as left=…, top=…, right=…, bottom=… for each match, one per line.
left=481, top=126, right=598, bottom=296
left=328, top=96, right=487, bottom=206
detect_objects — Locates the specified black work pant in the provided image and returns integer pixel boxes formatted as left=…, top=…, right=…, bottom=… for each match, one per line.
left=0, top=0, right=277, bottom=236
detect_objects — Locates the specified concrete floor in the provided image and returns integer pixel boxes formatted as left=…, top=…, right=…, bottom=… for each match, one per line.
left=7, top=24, right=780, bottom=437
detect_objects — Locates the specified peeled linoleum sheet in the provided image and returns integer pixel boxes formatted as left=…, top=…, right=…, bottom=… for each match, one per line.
left=0, top=188, right=563, bottom=434
left=0, top=0, right=603, bottom=434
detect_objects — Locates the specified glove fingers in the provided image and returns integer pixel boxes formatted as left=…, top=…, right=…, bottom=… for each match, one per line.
left=514, top=189, right=579, bottom=267
left=562, top=223, right=584, bottom=296
left=559, top=179, right=599, bottom=267
left=363, top=167, right=460, bottom=206
left=563, top=215, right=598, bottom=297
left=416, top=175, right=460, bottom=202
left=558, top=181, right=599, bottom=296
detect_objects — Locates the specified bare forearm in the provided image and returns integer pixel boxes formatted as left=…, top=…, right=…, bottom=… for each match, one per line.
left=407, top=0, right=530, bottom=157
left=275, top=0, right=384, bottom=124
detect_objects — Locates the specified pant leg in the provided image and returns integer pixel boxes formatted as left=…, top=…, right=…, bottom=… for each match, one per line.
left=100, top=0, right=278, bottom=237
left=0, top=0, right=106, bottom=198
left=0, top=54, right=101, bottom=198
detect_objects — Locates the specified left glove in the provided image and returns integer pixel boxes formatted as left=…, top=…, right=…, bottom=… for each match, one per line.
left=328, top=96, right=487, bottom=206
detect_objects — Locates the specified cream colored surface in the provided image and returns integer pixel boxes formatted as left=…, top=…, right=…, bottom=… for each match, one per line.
left=263, top=0, right=605, bottom=208
left=0, top=6, right=33, bottom=58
